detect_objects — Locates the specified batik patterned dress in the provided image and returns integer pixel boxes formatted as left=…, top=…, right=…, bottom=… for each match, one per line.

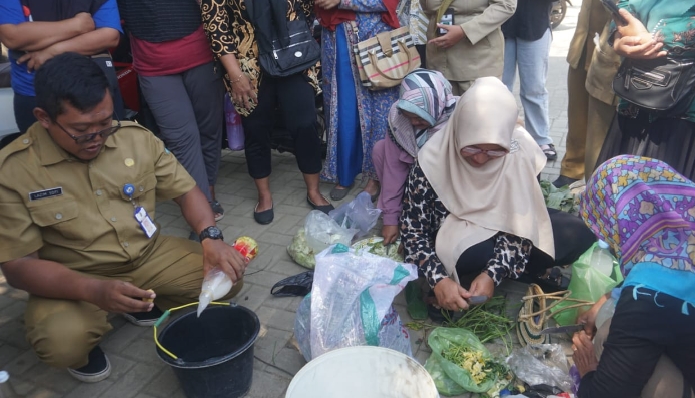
left=319, top=0, right=401, bottom=183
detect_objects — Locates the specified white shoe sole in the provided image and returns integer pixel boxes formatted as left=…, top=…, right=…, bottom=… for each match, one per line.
left=67, top=355, right=111, bottom=383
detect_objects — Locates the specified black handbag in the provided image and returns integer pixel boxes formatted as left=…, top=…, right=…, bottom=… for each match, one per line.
left=245, top=0, right=320, bottom=78
left=612, top=56, right=695, bottom=116
left=258, top=19, right=321, bottom=77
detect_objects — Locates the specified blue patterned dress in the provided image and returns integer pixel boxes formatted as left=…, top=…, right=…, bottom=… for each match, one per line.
left=320, top=0, right=401, bottom=185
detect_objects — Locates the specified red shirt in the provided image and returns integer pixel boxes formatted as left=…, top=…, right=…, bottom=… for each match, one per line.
left=130, top=25, right=213, bottom=76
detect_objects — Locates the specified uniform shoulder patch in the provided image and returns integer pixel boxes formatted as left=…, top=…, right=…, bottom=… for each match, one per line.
left=0, top=133, right=32, bottom=169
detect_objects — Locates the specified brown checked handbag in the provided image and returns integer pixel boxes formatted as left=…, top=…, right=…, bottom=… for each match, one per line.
left=353, top=25, right=421, bottom=90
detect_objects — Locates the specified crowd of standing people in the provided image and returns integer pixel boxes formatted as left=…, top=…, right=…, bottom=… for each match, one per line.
left=0, top=0, right=694, bottom=395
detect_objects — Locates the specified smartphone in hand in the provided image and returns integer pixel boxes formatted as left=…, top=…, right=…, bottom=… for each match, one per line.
left=601, top=0, right=628, bottom=25
left=437, top=8, right=454, bottom=36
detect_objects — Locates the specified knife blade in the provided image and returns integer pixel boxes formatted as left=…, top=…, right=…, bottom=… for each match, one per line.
left=540, top=324, right=585, bottom=335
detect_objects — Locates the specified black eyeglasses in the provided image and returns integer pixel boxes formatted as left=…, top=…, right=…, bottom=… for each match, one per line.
left=56, top=119, right=121, bottom=144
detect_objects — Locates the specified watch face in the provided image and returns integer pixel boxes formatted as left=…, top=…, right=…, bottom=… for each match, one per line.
left=208, top=227, right=222, bottom=239
left=202, top=226, right=223, bottom=240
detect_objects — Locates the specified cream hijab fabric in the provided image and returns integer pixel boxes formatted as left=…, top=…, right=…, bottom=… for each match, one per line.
left=418, top=77, right=555, bottom=281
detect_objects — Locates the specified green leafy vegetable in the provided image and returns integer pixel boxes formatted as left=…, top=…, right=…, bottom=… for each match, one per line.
left=540, top=180, right=579, bottom=214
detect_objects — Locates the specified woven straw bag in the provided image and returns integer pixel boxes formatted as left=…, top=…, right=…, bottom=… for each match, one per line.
left=516, top=284, right=594, bottom=346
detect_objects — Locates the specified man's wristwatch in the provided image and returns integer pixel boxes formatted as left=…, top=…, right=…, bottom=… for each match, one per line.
left=199, top=226, right=224, bottom=242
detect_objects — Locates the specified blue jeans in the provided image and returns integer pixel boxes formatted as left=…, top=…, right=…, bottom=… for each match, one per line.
left=502, top=28, right=552, bottom=146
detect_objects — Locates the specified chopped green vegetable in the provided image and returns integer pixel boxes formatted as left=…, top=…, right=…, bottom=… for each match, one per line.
left=352, top=238, right=404, bottom=262
left=287, top=229, right=316, bottom=269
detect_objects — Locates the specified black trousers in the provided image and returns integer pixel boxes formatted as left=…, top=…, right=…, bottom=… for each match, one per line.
left=579, top=286, right=695, bottom=398
left=455, top=208, right=596, bottom=277
left=241, top=73, right=322, bottom=179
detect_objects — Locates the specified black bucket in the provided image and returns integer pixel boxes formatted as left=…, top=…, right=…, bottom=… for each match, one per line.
left=155, top=304, right=260, bottom=398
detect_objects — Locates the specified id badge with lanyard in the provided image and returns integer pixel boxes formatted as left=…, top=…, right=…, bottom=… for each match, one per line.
left=123, top=184, right=157, bottom=238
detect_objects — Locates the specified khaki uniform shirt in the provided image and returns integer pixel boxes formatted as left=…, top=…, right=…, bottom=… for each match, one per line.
left=421, top=0, right=517, bottom=82
left=0, top=121, right=196, bottom=274
left=566, top=0, right=620, bottom=106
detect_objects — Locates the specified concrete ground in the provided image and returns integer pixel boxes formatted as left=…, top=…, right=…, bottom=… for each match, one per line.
left=0, top=3, right=584, bottom=396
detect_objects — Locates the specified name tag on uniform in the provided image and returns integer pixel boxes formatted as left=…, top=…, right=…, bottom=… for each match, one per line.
left=29, top=187, right=63, bottom=201
left=134, top=206, right=157, bottom=238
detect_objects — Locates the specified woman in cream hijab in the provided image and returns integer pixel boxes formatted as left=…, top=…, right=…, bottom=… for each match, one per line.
left=401, top=77, right=594, bottom=315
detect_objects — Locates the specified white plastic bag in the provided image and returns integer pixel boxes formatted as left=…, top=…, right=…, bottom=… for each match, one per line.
left=294, top=244, right=418, bottom=361
left=304, top=210, right=358, bottom=253
left=328, top=191, right=381, bottom=238
left=506, top=344, right=573, bottom=392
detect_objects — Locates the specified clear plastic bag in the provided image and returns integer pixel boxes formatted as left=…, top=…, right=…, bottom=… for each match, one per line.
left=304, top=210, right=358, bottom=253
left=328, top=191, right=382, bottom=238
left=286, top=228, right=316, bottom=269
left=293, top=244, right=418, bottom=361
left=506, top=344, right=573, bottom=392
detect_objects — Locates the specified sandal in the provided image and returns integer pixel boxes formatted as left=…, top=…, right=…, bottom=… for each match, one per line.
left=329, top=184, right=353, bottom=201
left=541, top=144, right=558, bottom=161
left=271, top=271, right=314, bottom=297
left=211, top=200, right=225, bottom=222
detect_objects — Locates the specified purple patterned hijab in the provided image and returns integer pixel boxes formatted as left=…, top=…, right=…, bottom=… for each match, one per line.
left=580, top=155, right=695, bottom=277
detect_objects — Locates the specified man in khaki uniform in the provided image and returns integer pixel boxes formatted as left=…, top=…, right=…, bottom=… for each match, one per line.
left=421, top=0, right=517, bottom=95
left=0, top=53, right=245, bottom=383
left=553, top=0, right=621, bottom=187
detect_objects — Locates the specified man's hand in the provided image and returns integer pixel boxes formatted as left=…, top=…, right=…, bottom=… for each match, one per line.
left=433, top=278, right=471, bottom=311
left=381, top=225, right=399, bottom=245
left=17, top=48, right=57, bottom=72
left=468, top=273, right=495, bottom=299
left=88, top=280, right=156, bottom=314
left=429, top=24, right=465, bottom=49
left=572, top=331, right=599, bottom=377
left=315, top=0, right=340, bottom=10
left=201, top=239, right=247, bottom=283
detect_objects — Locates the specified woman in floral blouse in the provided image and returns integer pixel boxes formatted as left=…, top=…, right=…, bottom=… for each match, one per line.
left=596, top=0, right=695, bottom=180
left=401, top=77, right=594, bottom=316
left=201, top=0, right=333, bottom=225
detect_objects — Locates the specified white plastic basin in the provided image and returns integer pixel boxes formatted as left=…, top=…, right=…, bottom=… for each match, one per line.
left=286, top=346, right=439, bottom=398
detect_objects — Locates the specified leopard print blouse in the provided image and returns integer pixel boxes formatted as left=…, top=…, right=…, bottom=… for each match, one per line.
left=400, top=161, right=532, bottom=289
left=200, top=0, right=321, bottom=116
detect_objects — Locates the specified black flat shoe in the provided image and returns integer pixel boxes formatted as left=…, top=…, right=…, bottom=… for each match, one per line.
left=307, top=195, right=334, bottom=214
left=552, top=175, right=579, bottom=188
left=253, top=202, right=274, bottom=225
left=329, top=184, right=353, bottom=201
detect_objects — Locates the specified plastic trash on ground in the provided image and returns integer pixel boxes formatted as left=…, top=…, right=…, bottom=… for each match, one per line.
left=506, top=343, right=574, bottom=393
left=328, top=191, right=381, bottom=238
left=303, top=210, right=357, bottom=253
left=294, top=244, right=418, bottom=361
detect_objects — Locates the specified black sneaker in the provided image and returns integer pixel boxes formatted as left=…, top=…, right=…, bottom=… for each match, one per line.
left=122, top=305, right=164, bottom=327
left=67, top=346, right=111, bottom=383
